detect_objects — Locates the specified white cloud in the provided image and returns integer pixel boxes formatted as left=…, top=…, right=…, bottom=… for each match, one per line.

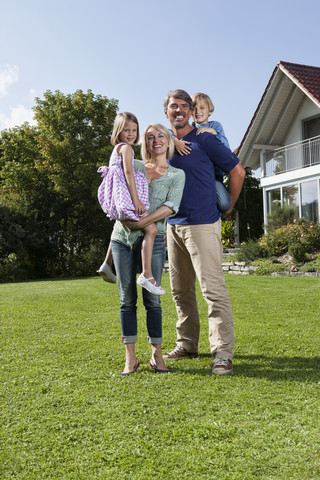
left=0, top=64, right=19, bottom=96
left=0, top=105, right=35, bottom=130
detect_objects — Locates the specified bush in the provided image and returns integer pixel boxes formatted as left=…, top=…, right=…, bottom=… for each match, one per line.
left=259, top=218, right=320, bottom=262
left=222, top=253, right=240, bottom=263
left=288, top=242, right=307, bottom=263
left=237, top=239, right=263, bottom=262
left=0, top=205, right=49, bottom=281
left=252, top=259, right=288, bottom=276
left=266, top=204, right=296, bottom=232
left=315, top=253, right=320, bottom=266
left=221, top=216, right=235, bottom=247
left=299, top=262, right=320, bottom=273
left=0, top=253, right=23, bottom=282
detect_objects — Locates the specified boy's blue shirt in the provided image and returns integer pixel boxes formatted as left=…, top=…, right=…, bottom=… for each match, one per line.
left=170, top=120, right=231, bottom=181
left=192, top=120, right=230, bottom=150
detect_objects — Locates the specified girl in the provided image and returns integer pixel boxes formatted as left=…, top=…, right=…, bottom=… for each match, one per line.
left=97, top=112, right=165, bottom=295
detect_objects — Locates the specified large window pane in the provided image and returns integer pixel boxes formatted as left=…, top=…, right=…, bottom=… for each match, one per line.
left=283, top=184, right=299, bottom=218
left=301, top=180, right=318, bottom=222
left=267, top=188, right=280, bottom=215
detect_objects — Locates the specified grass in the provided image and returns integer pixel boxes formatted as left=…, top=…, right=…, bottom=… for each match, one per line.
left=1, top=274, right=320, bottom=479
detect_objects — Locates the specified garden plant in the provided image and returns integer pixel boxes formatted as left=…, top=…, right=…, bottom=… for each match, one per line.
left=225, top=218, right=320, bottom=275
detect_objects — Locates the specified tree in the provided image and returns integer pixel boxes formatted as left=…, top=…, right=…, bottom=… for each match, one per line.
left=266, top=204, right=296, bottom=232
left=0, top=90, right=119, bottom=280
left=232, top=168, right=263, bottom=242
left=0, top=124, right=55, bottom=279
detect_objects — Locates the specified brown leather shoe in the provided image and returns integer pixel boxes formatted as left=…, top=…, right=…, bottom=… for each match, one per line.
left=211, top=356, right=233, bottom=375
left=163, top=346, right=198, bottom=360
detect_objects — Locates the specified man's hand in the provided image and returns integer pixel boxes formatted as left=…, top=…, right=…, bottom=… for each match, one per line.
left=196, top=127, right=217, bottom=135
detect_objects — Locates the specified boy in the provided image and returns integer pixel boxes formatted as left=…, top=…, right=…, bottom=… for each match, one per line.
left=174, top=92, right=231, bottom=213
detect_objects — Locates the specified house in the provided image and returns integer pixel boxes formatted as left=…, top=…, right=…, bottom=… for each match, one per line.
left=237, top=61, right=320, bottom=229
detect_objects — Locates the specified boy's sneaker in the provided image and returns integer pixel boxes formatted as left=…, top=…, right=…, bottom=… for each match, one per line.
left=211, top=356, right=233, bottom=375
left=97, top=263, right=116, bottom=283
left=163, top=346, right=198, bottom=360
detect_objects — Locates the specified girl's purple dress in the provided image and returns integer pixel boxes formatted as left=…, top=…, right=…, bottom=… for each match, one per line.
left=97, top=142, right=149, bottom=221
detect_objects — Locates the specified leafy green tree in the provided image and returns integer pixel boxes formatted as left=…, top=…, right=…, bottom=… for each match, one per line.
left=0, top=204, right=48, bottom=281
left=0, top=90, right=118, bottom=280
left=33, top=89, right=119, bottom=275
left=0, top=124, right=55, bottom=279
left=233, top=168, right=263, bottom=242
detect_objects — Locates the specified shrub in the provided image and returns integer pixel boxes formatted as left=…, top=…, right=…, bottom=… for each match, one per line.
left=252, top=259, right=288, bottom=276
left=237, top=239, right=263, bottom=262
left=259, top=226, right=290, bottom=257
left=222, top=253, right=240, bottom=263
left=299, top=262, right=320, bottom=273
left=266, top=204, right=296, bottom=232
left=288, top=242, right=307, bottom=263
left=259, top=218, right=320, bottom=262
left=315, top=253, right=320, bottom=266
left=251, top=257, right=280, bottom=266
left=0, top=253, right=23, bottom=282
left=221, top=216, right=235, bottom=247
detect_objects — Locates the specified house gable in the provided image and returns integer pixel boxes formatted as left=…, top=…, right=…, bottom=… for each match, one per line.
left=237, top=61, right=320, bottom=171
left=237, top=61, right=320, bottom=227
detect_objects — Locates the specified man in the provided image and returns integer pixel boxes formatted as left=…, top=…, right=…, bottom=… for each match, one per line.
left=163, top=89, right=245, bottom=375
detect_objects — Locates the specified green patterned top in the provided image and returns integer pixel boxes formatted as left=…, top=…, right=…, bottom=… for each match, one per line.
left=111, top=159, right=185, bottom=247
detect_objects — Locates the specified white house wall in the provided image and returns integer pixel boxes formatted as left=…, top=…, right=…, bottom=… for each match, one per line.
left=285, top=97, right=320, bottom=145
left=261, top=95, right=320, bottom=227
left=261, top=164, right=320, bottom=188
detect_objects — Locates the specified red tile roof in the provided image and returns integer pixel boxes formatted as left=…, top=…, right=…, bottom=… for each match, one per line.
left=235, top=61, right=320, bottom=156
left=279, top=61, right=320, bottom=105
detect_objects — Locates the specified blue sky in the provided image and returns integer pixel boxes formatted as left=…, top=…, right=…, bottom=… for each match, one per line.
left=1, top=0, right=319, bottom=151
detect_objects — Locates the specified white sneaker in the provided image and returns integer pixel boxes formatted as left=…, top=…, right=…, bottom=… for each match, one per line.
left=96, top=263, right=116, bottom=283
left=137, top=274, right=165, bottom=295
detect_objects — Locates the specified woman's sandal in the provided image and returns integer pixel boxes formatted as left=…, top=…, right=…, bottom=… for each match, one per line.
left=149, top=360, right=170, bottom=374
left=120, top=360, right=140, bottom=376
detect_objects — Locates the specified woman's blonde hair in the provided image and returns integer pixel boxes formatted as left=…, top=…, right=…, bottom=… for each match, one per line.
left=141, top=123, right=175, bottom=162
left=191, top=93, right=215, bottom=114
left=110, top=112, right=140, bottom=146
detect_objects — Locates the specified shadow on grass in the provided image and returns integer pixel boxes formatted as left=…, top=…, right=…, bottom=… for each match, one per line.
left=170, top=354, right=320, bottom=381
left=2, top=275, right=99, bottom=285
left=232, top=354, right=320, bottom=382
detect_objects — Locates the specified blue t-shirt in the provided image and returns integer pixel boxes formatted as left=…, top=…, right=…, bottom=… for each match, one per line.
left=171, top=120, right=231, bottom=182
left=192, top=120, right=230, bottom=150
left=168, top=128, right=239, bottom=225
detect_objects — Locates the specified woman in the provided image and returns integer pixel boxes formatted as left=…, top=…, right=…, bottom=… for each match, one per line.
left=111, top=123, right=185, bottom=375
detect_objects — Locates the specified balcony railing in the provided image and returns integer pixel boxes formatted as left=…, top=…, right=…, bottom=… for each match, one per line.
left=265, top=135, right=320, bottom=177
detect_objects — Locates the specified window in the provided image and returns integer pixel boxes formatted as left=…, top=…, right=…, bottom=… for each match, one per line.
left=303, top=116, right=320, bottom=140
left=303, top=116, right=320, bottom=167
left=283, top=184, right=299, bottom=218
left=267, top=188, right=280, bottom=215
left=301, top=180, right=318, bottom=222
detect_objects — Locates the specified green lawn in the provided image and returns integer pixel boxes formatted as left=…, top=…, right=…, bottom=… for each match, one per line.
left=1, top=274, right=319, bottom=479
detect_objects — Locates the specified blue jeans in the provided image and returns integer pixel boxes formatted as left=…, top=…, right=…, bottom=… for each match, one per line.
left=111, top=235, right=166, bottom=344
left=216, top=180, right=231, bottom=213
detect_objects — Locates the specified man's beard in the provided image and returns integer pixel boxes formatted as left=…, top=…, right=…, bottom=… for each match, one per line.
left=173, top=114, right=188, bottom=129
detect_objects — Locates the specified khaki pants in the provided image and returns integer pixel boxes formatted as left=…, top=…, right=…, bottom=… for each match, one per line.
left=167, top=221, right=235, bottom=360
